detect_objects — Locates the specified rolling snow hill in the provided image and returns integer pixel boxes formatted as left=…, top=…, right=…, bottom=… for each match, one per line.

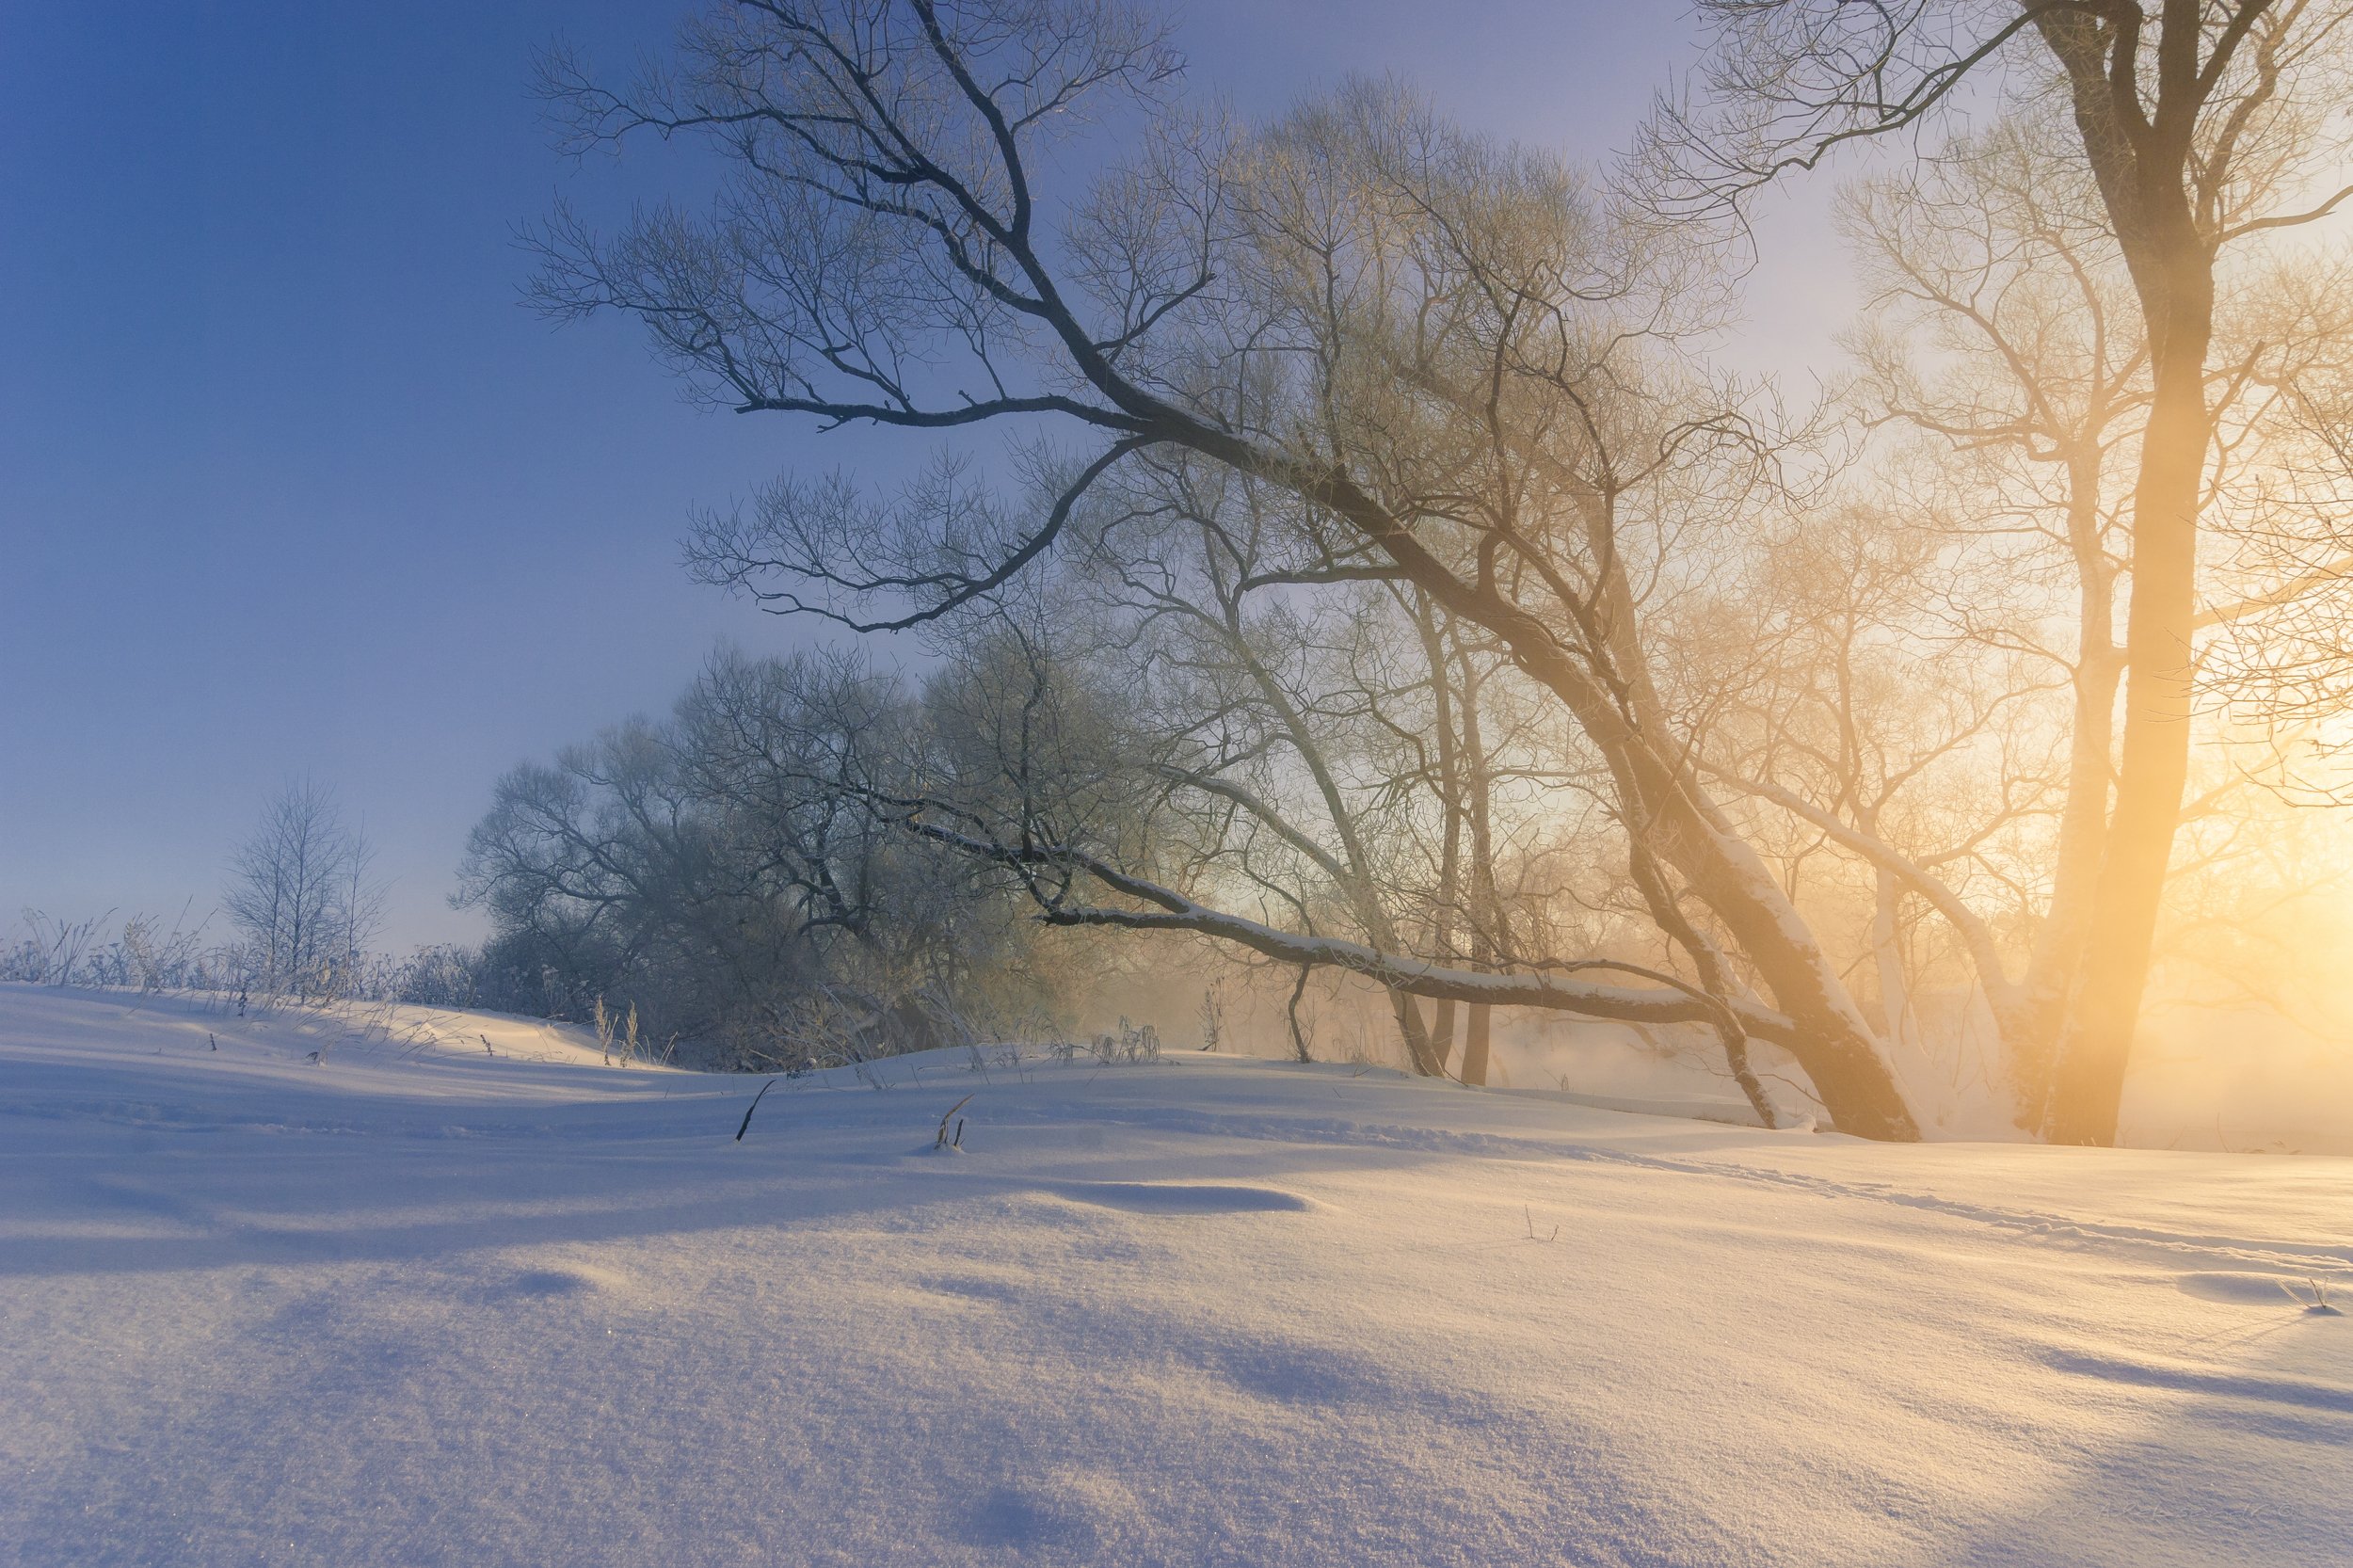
left=2, top=984, right=2347, bottom=1566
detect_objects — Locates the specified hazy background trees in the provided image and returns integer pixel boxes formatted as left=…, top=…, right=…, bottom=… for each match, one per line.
left=455, top=648, right=1085, bottom=1066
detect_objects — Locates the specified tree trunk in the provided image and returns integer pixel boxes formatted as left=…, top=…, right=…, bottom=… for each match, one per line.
left=2013, top=453, right=2126, bottom=1128
left=1420, top=600, right=1466, bottom=1076
left=2030, top=7, right=2219, bottom=1143
left=1459, top=648, right=1498, bottom=1091
left=1430, top=997, right=1459, bottom=1075
left=1209, top=568, right=1450, bottom=1079
left=1213, top=422, right=1922, bottom=1136
left=1662, top=805, right=1917, bottom=1139
left=2044, top=313, right=2207, bottom=1144
left=1868, top=870, right=1918, bottom=1063
left=1461, top=1003, right=1492, bottom=1086
left=1387, top=987, right=1449, bottom=1078
left=1577, top=482, right=1915, bottom=1138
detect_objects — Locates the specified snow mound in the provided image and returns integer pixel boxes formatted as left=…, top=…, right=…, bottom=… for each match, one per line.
left=3, top=983, right=2348, bottom=1567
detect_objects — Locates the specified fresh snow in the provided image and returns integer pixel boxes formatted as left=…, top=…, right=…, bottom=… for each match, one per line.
left=4, top=983, right=2347, bottom=1567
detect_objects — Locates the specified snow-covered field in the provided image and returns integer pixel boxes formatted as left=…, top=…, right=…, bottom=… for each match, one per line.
left=3, top=984, right=2347, bottom=1567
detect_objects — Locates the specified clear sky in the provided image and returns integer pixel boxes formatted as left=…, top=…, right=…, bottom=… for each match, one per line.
left=0, top=2, right=1846, bottom=949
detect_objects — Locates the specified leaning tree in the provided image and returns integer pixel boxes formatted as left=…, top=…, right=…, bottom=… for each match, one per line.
left=529, top=4, right=1943, bottom=1133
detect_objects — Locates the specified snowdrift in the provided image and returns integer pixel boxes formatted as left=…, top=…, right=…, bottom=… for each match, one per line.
left=3, top=984, right=2347, bottom=1566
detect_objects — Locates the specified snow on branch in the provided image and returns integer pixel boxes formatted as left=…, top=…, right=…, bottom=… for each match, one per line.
left=904, top=818, right=1803, bottom=1045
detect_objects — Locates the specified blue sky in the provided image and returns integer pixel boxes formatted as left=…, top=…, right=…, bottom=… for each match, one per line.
left=1, top=2, right=1842, bottom=948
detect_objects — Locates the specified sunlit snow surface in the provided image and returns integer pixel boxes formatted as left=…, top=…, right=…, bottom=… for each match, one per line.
left=3, top=983, right=2347, bottom=1567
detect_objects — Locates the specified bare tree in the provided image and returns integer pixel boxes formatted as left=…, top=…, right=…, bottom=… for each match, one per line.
left=532, top=8, right=1922, bottom=1133
left=458, top=648, right=1064, bottom=1063
left=1679, top=105, right=2152, bottom=1130
left=1647, top=0, right=2353, bottom=1143
left=1757, top=95, right=2353, bottom=1130
left=224, top=779, right=383, bottom=1000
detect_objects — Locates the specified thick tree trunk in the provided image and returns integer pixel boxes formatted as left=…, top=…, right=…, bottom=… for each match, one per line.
left=1582, top=489, right=1916, bottom=1139
left=1430, top=998, right=1459, bottom=1074
left=1638, top=769, right=1917, bottom=1139
left=1461, top=1003, right=1492, bottom=1086
left=1690, top=840, right=1915, bottom=1135
left=2019, top=1, right=2233, bottom=1145
left=2044, top=319, right=2207, bottom=1144
left=2029, top=2, right=2219, bottom=1143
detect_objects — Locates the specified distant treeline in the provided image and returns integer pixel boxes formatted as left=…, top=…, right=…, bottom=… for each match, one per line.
left=451, top=648, right=1072, bottom=1069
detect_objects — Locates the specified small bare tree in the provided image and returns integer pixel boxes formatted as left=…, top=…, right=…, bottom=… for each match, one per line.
left=224, top=779, right=383, bottom=1000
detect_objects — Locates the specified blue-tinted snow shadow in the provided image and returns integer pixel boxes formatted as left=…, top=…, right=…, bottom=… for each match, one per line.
left=1889, top=1288, right=2352, bottom=1567
left=0, top=1089, right=1459, bottom=1287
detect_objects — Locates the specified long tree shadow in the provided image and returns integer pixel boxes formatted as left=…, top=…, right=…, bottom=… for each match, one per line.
left=0, top=1080, right=1469, bottom=1284
left=1894, top=1274, right=2351, bottom=1567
